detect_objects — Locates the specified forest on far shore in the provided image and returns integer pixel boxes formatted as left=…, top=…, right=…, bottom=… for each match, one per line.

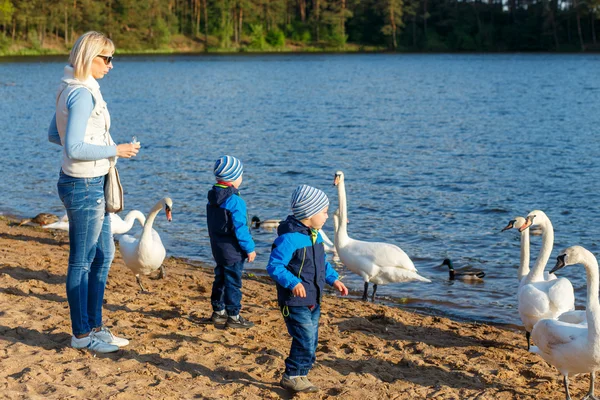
left=1, top=0, right=599, bottom=55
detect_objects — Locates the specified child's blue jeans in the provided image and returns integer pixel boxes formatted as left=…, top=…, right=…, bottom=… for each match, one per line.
left=211, top=261, right=245, bottom=315
left=57, top=171, right=114, bottom=337
left=283, top=304, right=321, bottom=376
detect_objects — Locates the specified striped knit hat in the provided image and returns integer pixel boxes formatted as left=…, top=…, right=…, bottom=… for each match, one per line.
left=213, top=155, right=243, bottom=182
left=291, top=185, right=329, bottom=220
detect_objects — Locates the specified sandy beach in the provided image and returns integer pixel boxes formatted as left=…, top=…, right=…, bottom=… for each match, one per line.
left=0, top=215, right=586, bottom=399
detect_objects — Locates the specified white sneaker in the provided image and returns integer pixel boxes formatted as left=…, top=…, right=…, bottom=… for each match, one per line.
left=92, top=326, right=130, bottom=347
left=71, top=335, right=119, bottom=353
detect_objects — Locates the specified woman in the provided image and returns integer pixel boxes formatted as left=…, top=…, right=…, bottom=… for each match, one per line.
left=48, top=31, right=140, bottom=353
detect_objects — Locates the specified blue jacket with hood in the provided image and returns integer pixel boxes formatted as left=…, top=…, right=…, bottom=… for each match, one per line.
left=206, top=184, right=255, bottom=266
left=267, top=215, right=339, bottom=307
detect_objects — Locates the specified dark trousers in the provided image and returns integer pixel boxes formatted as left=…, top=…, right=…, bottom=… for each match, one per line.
left=283, top=304, right=321, bottom=376
left=211, top=261, right=244, bottom=316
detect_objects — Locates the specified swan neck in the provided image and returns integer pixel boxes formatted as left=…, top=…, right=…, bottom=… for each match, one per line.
left=336, top=179, right=349, bottom=246
left=125, top=211, right=145, bottom=229
left=529, top=220, right=553, bottom=281
left=584, top=254, right=600, bottom=337
left=517, top=229, right=530, bottom=281
left=143, top=201, right=163, bottom=235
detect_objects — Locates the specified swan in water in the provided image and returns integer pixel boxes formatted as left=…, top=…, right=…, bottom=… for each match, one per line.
left=517, top=210, right=575, bottom=349
left=118, top=198, right=173, bottom=292
left=530, top=246, right=600, bottom=400
left=501, top=216, right=556, bottom=283
left=109, top=210, right=147, bottom=235
left=42, top=213, right=69, bottom=231
left=333, top=171, right=430, bottom=302
left=437, top=259, right=485, bottom=281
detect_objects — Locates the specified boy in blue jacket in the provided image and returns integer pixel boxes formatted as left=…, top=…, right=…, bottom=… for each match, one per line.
left=267, top=185, right=348, bottom=393
left=206, top=155, right=256, bottom=329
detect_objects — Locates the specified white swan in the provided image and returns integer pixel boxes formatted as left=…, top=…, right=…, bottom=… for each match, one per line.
left=501, top=216, right=557, bottom=283
left=118, top=198, right=173, bottom=292
left=42, top=213, right=69, bottom=231
left=42, top=210, right=146, bottom=236
left=517, top=210, right=575, bottom=349
left=530, top=246, right=600, bottom=400
left=319, top=228, right=335, bottom=254
left=109, top=210, right=146, bottom=235
left=333, top=171, right=430, bottom=302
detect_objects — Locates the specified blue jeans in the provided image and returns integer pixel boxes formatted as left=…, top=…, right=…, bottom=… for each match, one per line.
left=211, top=261, right=244, bottom=315
left=57, top=170, right=114, bottom=337
left=283, top=304, right=321, bottom=376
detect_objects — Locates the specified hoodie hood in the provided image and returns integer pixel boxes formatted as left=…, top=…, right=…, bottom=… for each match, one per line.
left=207, top=185, right=239, bottom=206
left=277, top=215, right=311, bottom=237
left=60, top=65, right=100, bottom=92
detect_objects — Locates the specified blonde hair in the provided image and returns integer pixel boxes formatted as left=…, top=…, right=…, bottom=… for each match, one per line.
left=69, top=31, right=115, bottom=80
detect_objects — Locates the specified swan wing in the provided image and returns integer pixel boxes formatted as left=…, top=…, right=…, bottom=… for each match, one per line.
left=337, top=251, right=378, bottom=281
left=346, top=240, right=417, bottom=271
left=518, top=283, right=551, bottom=331
left=557, top=310, right=587, bottom=325
left=135, top=229, right=166, bottom=275
left=532, top=319, right=585, bottom=353
left=118, top=234, right=141, bottom=272
left=371, top=266, right=431, bottom=284
left=546, top=278, right=575, bottom=316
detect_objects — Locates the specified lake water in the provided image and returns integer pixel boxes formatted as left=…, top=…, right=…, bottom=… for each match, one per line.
left=2, top=53, right=600, bottom=327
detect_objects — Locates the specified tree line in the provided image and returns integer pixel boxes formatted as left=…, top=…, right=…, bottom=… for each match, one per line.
left=0, top=0, right=599, bottom=53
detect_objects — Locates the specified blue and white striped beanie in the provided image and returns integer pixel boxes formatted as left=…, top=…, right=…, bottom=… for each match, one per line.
left=213, top=155, right=243, bottom=182
left=291, top=185, right=329, bottom=220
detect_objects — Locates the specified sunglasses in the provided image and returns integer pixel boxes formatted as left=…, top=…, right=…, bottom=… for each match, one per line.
left=97, top=55, right=114, bottom=65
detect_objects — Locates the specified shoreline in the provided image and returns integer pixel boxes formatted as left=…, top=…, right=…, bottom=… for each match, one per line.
left=1, top=48, right=600, bottom=60
left=0, top=215, right=581, bottom=399
left=5, top=210, right=520, bottom=330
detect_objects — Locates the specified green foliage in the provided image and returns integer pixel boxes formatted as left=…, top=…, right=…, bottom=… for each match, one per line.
left=248, top=24, right=266, bottom=50
left=1, top=0, right=599, bottom=54
left=0, top=32, right=9, bottom=52
left=149, top=17, right=171, bottom=49
left=265, top=28, right=285, bottom=48
left=286, top=22, right=312, bottom=43
left=0, top=0, right=14, bottom=26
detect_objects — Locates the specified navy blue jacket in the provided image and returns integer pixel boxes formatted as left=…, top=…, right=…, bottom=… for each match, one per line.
left=206, top=184, right=255, bottom=266
left=266, top=215, right=339, bottom=307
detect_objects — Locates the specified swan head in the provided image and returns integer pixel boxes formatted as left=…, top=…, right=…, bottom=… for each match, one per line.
left=551, top=246, right=588, bottom=274
left=517, top=214, right=537, bottom=232
left=333, top=171, right=344, bottom=186
left=501, top=216, right=526, bottom=232
left=164, top=197, right=173, bottom=222
left=518, top=210, right=549, bottom=232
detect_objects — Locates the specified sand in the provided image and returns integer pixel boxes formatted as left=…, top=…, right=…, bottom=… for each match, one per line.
left=0, top=216, right=585, bottom=399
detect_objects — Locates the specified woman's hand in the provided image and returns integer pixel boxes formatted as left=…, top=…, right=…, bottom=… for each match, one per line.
left=116, top=142, right=140, bottom=158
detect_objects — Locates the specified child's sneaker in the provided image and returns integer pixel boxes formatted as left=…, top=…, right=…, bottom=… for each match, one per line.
left=226, top=315, right=254, bottom=329
left=280, top=374, right=319, bottom=393
left=71, top=335, right=119, bottom=353
left=93, top=326, right=130, bottom=347
left=211, top=311, right=228, bottom=324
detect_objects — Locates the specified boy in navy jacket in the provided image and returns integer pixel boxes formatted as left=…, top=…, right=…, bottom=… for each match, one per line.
left=206, top=155, right=256, bottom=329
left=267, top=185, right=348, bottom=393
